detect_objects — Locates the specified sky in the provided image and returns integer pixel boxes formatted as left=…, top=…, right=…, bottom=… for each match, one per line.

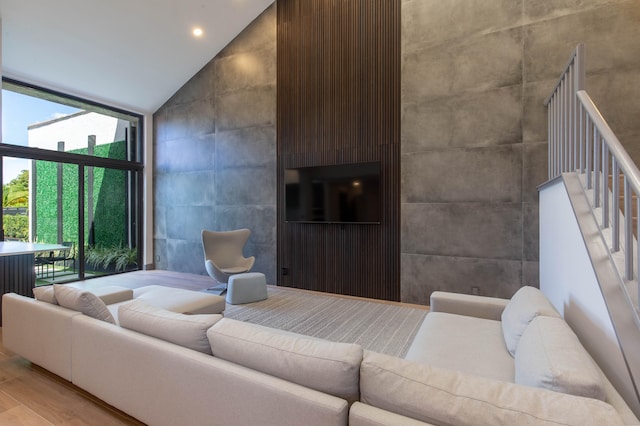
left=2, top=89, right=81, bottom=184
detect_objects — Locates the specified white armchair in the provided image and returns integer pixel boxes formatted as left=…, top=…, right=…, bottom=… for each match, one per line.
left=201, top=229, right=255, bottom=292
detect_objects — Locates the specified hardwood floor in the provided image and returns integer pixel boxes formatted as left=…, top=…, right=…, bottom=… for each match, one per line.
left=2, top=270, right=428, bottom=425
left=0, top=329, right=142, bottom=425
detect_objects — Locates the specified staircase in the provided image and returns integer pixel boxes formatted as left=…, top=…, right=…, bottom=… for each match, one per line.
left=609, top=174, right=638, bottom=236
left=545, top=43, right=640, bottom=290
left=542, top=43, right=640, bottom=416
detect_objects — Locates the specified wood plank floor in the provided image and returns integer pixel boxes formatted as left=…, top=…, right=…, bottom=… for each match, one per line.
left=0, top=328, right=142, bottom=425
left=3, top=270, right=428, bottom=425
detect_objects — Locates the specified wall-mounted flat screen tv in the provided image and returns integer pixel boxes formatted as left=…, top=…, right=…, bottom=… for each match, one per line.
left=285, top=162, right=381, bottom=223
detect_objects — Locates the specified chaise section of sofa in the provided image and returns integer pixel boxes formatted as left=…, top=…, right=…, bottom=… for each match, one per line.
left=366, top=287, right=640, bottom=426
left=405, top=310, right=515, bottom=382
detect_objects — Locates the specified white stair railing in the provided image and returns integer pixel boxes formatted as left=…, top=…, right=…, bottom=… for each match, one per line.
left=545, top=44, right=585, bottom=180
left=545, top=44, right=640, bottom=305
left=544, top=45, right=640, bottom=413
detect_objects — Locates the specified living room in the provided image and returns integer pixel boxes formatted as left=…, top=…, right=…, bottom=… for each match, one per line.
left=1, top=1, right=638, bottom=307
left=1, top=0, right=640, bottom=425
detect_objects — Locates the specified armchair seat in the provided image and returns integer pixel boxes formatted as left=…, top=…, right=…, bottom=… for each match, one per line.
left=220, top=266, right=251, bottom=274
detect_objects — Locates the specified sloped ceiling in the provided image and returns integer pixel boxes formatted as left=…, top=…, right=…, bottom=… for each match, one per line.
left=0, top=0, right=273, bottom=114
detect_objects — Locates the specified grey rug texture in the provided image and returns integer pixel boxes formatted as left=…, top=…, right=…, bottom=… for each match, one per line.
left=224, top=287, right=427, bottom=358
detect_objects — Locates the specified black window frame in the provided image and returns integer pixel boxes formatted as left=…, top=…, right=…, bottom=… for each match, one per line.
left=0, top=77, right=145, bottom=280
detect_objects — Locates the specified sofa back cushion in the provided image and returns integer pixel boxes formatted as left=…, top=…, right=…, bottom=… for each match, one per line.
left=360, top=351, right=624, bottom=426
left=501, top=286, right=560, bottom=355
left=207, top=318, right=362, bottom=404
left=119, top=300, right=222, bottom=354
left=515, top=315, right=606, bottom=400
left=33, top=285, right=58, bottom=304
left=54, top=284, right=115, bottom=324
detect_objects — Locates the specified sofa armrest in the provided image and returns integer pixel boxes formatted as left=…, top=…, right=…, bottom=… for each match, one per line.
left=430, top=291, right=509, bottom=321
left=2, top=293, right=80, bottom=381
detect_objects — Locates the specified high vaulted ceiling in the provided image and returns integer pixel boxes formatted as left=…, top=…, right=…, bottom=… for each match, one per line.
left=0, top=0, right=273, bottom=114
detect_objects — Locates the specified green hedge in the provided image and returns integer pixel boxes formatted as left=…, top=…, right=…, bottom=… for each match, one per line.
left=35, top=141, right=127, bottom=247
left=3, top=215, right=28, bottom=240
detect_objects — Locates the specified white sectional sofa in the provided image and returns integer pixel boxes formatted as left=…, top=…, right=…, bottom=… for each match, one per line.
left=354, top=288, right=640, bottom=426
left=2, top=284, right=638, bottom=426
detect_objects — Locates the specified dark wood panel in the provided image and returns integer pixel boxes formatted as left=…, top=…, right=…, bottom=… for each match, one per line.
left=277, top=0, right=400, bottom=300
left=0, top=254, right=35, bottom=324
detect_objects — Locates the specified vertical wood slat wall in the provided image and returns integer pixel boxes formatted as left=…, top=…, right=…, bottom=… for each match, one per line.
left=0, top=254, right=35, bottom=324
left=276, top=0, right=400, bottom=300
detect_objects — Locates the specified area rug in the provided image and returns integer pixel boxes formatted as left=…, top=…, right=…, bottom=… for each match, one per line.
left=224, top=287, right=427, bottom=358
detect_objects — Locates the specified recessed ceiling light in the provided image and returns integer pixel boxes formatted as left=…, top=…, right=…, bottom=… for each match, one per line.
left=193, top=27, right=203, bottom=37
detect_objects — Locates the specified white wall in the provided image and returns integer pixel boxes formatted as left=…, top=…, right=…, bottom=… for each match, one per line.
left=539, top=178, right=617, bottom=340
left=539, top=177, right=638, bottom=414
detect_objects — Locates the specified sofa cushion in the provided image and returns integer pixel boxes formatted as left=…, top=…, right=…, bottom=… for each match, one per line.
left=133, top=285, right=226, bottom=314
left=119, top=300, right=222, bottom=354
left=515, top=315, right=606, bottom=401
left=91, top=286, right=134, bottom=305
left=501, top=286, right=560, bottom=355
left=53, top=284, right=115, bottom=324
left=404, top=312, right=514, bottom=383
left=349, top=402, right=435, bottom=426
left=360, top=351, right=624, bottom=426
left=207, top=318, right=362, bottom=404
left=33, top=286, right=58, bottom=304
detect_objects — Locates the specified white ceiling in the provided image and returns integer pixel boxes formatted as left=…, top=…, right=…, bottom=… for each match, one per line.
left=0, top=0, right=273, bottom=114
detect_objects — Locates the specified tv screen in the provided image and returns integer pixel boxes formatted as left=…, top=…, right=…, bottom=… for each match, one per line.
left=285, top=162, right=381, bottom=223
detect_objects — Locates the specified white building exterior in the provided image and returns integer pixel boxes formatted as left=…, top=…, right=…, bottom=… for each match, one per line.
left=28, top=111, right=128, bottom=151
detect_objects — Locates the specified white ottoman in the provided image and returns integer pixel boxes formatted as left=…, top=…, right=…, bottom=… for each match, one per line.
left=226, top=273, right=268, bottom=305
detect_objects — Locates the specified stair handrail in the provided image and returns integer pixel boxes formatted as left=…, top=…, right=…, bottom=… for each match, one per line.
left=577, top=90, right=640, bottom=282
left=577, top=91, right=640, bottom=191
left=545, top=43, right=640, bottom=286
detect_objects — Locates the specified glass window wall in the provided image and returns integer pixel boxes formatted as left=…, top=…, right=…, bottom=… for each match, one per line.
left=1, top=79, right=143, bottom=283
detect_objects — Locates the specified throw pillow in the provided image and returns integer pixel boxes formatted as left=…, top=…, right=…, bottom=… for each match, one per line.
left=501, top=286, right=560, bottom=355
left=360, top=351, right=624, bottom=426
left=33, top=286, right=58, bottom=304
left=53, top=284, right=115, bottom=324
left=207, top=318, right=363, bottom=404
left=119, top=300, right=222, bottom=354
left=515, top=315, right=606, bottom=400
